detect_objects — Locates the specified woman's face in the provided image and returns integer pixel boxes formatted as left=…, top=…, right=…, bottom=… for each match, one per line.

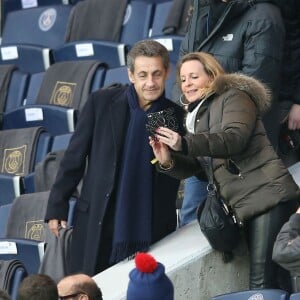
left=180, top=60, right=212, bottom=103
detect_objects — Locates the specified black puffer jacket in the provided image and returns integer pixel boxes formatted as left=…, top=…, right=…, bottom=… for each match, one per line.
left=181, top=0, right=284, bottom=95
left=179, top=0, right=285, bottom=147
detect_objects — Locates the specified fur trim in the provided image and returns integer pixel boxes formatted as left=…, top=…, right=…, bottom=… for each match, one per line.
left=212, top=73, right=272, bottom=114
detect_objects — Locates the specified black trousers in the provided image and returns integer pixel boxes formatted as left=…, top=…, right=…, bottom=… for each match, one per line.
left=246, top=199, right=298, bottom=291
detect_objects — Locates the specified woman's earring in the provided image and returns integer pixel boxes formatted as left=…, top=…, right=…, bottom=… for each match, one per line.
left=179, top=94, right=188, bottom=106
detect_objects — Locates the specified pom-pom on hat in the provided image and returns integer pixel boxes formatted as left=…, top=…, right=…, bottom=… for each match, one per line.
left=127, top=252, right=174, bottom=300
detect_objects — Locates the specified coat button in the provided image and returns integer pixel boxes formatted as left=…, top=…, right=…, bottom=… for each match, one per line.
left=98, top=221, right=102, bottom=226
left=105, top=193, right=110, bottom=198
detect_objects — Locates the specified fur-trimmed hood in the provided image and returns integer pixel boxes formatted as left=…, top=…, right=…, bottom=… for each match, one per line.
left=212, top=73, right=272, bottom=114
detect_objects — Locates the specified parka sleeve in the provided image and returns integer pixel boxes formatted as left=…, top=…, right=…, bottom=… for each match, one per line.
left=183, top=90, right=258, bottom=158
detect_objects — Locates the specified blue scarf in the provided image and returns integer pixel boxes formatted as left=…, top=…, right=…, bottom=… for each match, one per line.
left=110, top=84, right=166, bottom=264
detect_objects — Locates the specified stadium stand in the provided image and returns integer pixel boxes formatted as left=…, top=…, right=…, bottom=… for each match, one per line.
left=1, top=5, right=72, bottom=48
left=52, top=0, right=154, bottom=68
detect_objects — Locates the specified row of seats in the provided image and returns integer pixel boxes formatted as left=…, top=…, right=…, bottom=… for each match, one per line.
left=0, top=1, right=183, bottom=74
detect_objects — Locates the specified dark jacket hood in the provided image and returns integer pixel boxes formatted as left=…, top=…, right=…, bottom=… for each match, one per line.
left=212, top=73, right=272, bottom=114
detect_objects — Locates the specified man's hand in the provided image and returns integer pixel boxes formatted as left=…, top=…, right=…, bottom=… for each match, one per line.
left=48, top=219, right=67, bottom=237
left=288, top=104, right=300, bottom=130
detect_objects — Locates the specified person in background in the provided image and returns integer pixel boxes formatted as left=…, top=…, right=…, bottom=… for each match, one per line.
left=150, top=52, right=299, bottom=290
left=277, top=0, right=300, bottom=166
left=45, top=39, right=184, bottom=276
left=175, top=0, right=285, bottom=227
left=17, top=274, right=58, bottom=300
left=127, top=252, right=174, bottom=300
left=57, top=273, right=103, bottom=300
left=273, top=207, right=300, bottom=293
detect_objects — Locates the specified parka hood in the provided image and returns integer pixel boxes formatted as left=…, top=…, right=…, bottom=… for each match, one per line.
left=212, top=73, right=272, bottom=114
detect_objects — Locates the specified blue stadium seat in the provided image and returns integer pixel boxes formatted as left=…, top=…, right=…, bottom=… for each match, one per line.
left=0, top=259, right=28, bottom=300
left=0, top=204, right=12, bottom=238
left=0, top=44, right=51, bottom=74
left=3, top=61, right=106, bottom=135
left=1, top=0, right=64, bottom=31
left=52, top=41, right=128, bottom=68
left=0, top=192, right=76, bottom=274
left=0, top=175, right=22, bottom=206
left=212, top=289, right=289, bottom=300
left=51, top=133, right=72, bottom=151
left=1, top=5, right=72, bottom=48
left=103, top=66, right=130, bottom=87
left=149, top=1, right=184, bottom=63
left=3, top=105, right=77, bottom=136
left=4, top=69, right=29, bottom=113
left=52, top=1, right=154, bottom=68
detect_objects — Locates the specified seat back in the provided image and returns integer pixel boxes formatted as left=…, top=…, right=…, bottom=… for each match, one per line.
left=0, top=127, right=51, bottom=176
left=120, top=1, right=154, bottom=46
left=0, top=175, right=22, bottom=207
left=5, top=69, right=29, bottom=112
left=0, top=45, right=51, bottom=74
left=212, top=289, right=289, bottom=300
left=1, top=5, right=72, bottom=48
left=0, top=204, right=12, bottom=238
left=103, top=66, right=130, bottom=87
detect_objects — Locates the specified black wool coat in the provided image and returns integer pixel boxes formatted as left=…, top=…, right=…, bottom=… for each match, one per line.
left=45, top=85, right=183, bottom=275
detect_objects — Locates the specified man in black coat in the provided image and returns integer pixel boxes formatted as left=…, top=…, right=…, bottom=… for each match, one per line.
left=45, top=40, right=184, bottom=276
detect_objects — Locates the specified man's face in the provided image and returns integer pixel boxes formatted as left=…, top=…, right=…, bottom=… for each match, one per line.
left=128, top=56, right=170, bottom=110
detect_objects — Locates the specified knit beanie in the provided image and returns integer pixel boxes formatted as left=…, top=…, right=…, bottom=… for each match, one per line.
left=126, top=252, right=174, bottom=300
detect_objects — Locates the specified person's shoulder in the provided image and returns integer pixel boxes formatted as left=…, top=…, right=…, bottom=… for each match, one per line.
left=93, top=83, right=128, bottom=97
left=87, top=84, right=128, bottom=107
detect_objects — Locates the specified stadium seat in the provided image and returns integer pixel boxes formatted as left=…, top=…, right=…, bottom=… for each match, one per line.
left=149, top=1, right=184, bottom=63
left=1, top=5, right=72, bottom=48
left=0, top=191, right=76, bottom=275
left=4, top=69, right=29, bottom=113
left=0, top=175, right=22, bottom=206
left=51, top=133, right=72, bottom=151
left=3, top=61, right=106, bottom=135
left=102, top=66, right=130, bottom=87
left=212, top=289, right=289, bottom=300
left=0, top=127, right=51, bottom=176
left=3, top=105, right=77, bottom=136
left=0, top=204, right=12, bottom=238
left=1, top=0, right=64, bottom=31
left=0, top=66, right=29, bottom=118
left=52, top=1, right=154, bottom=68
left=0, top=259, right=28, bottom=300
left=0, top=44, right=51, bottom=74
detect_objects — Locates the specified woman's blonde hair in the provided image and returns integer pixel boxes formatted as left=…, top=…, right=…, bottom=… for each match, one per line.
left=176, top=52, right=225, bottom=99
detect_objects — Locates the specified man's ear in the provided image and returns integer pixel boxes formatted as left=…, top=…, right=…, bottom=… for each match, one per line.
left=78, top=294, right=89, bottom=300
left=166, top=65, right=171, bottom=80
left=128, top=69, right=135, bottom=83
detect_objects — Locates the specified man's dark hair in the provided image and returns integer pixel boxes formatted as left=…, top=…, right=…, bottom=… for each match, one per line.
left=0, top=288, right=11, bottom=300
left=127, top=39, right=170, bottom=73
left=18, top=274, right=58, bottom=300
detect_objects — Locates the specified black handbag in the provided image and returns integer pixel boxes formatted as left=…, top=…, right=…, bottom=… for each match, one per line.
left=197, top=157, right=241, bottom=261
